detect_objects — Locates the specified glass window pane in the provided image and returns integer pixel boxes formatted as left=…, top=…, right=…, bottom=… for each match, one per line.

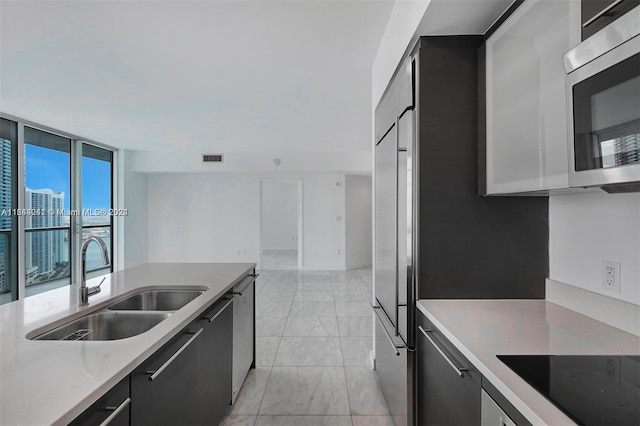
left=82, top=143, right=112, bottom=274
left=24, top=127, right=71, bottom=291
left=0, top=118, right=17, bottom=305
left=25, top=229, right=70, bottom=290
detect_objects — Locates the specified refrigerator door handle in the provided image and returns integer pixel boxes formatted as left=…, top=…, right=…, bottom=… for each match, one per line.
left=373, top=304, right=404, bottom=356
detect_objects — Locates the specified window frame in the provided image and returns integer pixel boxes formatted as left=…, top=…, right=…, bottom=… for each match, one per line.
left=0, top=112, right=118, bottom=303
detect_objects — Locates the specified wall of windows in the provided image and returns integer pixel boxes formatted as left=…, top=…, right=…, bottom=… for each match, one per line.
left=0, top=115, right=115, bottom=305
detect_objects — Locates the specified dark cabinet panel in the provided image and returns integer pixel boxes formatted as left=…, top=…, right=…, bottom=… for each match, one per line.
left=130, top=323, right=203, bottom=426
left=199, top=297, right=233, bottom=425
left=582, top=0, right=640, bottom=40
left=416, top=312, right=481, bottom=426
left=70, top=377, right=130, bottom=426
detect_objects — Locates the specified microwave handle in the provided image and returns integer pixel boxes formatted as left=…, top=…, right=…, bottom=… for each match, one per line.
left=583, top=0, right=625, bottom=28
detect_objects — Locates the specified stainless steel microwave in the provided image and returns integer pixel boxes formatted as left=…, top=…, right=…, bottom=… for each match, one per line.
left=564, top=7, right=640, bottom=191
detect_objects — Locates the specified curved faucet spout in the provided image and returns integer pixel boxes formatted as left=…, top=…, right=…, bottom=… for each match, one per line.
left=80, top=236, right=111, bottom=305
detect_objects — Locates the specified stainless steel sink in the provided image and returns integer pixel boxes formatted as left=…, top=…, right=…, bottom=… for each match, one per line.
left=107, top=289, right=205, bottom=311
left=33, top=311, right=171, bottom=341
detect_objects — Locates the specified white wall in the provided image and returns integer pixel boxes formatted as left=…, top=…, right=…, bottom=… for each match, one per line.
left=345, top=175, right=372, bottom=269
left=147, top=174, right=259, bottom=263
left=550, top=192, right=640, bottom=306
left=261, top=180, right=298, bottom=250
left=116, top=150, right=149, bottom=269
left=145, top=173, right=349, bottom=270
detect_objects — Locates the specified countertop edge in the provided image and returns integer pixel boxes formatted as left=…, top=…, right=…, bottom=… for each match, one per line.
left=416, top=300, right=549, bottom=426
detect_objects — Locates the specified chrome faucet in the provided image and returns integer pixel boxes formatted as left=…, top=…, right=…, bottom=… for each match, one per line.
left=80, top=236, right=110, bottom=304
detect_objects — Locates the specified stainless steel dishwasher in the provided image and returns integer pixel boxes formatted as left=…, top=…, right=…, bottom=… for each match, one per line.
left=231, top=271, right=257, bottom=403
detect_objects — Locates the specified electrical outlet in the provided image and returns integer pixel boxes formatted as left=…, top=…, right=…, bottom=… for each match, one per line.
left=602, top=260, right=621, bottom=293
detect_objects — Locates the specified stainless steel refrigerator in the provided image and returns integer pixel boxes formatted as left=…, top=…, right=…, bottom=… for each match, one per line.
left=374, top=56, right=415, bottom=426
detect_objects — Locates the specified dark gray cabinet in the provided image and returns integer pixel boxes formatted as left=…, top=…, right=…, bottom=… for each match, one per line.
left=416, top=311, right=481, bottom=426
left=70, top=376, right=130, bottom=426
left=198, top=296, right=234, bottom=424
left=130, top=294, right=234, bottom=426
left=581, top=0, right=640, bottom=39
left=130, top=321, right=203, bottom=426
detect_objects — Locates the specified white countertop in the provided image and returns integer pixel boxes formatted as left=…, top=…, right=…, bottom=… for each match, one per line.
left=0, top=262, right=255, bottom=426
left=416, top=299, right=640, bottom=425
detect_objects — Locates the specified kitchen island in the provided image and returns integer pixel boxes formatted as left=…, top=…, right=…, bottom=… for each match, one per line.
left=417, top=299, right=640, bottom=425
left=0, top=262, right=255, bottom=426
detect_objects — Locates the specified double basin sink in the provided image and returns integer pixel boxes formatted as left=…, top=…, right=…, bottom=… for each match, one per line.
left=30, top=289, right=206, bottom=341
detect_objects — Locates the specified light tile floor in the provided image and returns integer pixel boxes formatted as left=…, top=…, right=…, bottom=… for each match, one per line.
left=261, top=249, right=298, bottom=270
left=220, top=268, right=393, bottom=426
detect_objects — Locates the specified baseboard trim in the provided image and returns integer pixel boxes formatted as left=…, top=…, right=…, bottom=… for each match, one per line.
left=546, top=278, right=640, bottom=337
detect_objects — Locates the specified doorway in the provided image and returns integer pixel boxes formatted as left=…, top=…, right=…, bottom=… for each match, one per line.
left=259, top=179, right=302, bottom=270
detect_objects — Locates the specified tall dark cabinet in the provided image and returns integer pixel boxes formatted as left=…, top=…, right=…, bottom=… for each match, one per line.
left=373, top=36, right=549, bottom=426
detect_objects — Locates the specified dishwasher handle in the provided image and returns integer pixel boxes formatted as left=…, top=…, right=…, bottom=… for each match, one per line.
left=201, top=298, right=233, bottom=323
left=146, top=328, right=204, bottom=381
left=233, top=273, right=259, bottom=296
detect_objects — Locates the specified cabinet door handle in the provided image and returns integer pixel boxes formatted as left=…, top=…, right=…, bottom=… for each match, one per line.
left=583, top=0, right=625, bottom=27
left=146, top=328, right=204, bottom=381
left=202, top=298, right=233, bottom=323
left=100, top=397, right=130, bottom=426
left=233, top=274, right=259, bottom=296
left=418, top=325, right=467, bottom=378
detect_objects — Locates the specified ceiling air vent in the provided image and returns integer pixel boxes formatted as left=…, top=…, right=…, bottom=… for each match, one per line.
left=202, top=154, right=224, bottom=163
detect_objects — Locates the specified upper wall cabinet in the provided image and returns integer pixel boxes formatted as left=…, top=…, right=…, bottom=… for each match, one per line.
left=485, top=0, right=581, bottom=194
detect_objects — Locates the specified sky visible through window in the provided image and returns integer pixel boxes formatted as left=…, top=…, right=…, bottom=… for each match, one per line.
left=25, top=145, right=110, bottom=211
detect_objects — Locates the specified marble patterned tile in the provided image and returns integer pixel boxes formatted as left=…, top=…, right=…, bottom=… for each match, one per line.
left=220, top=415, right=258, bottom=426
left=256, top=301, right=293, bottom=317
left=257, top=290, right=296, bottom=304
left=340, top=337, right=372, bottom=366
left=351, top=416, right=394, bottom=426
left=298, top=281, right=333, bottom=291
left=256, top=316, right=288, bottom=337
left=259, top=367, right=350, bottom=415
left=283, top=316, right=339, bottom=337
left=259, top=281, right=299, bottom=292
left=274, top=336, right=343, bottom=366
left=228, top=368, right=272, bottom=415
left=255, top=415, right=352, bottom=426
left=331, top=280, right=368, bottom=293
left=256, top=337, right=281, bottom=367
left=289, top=302, right=336, bottom=317
left=294, top=290, right=334, bottom=302
left=337, top=316, right=372, bottom=337
left=344, top=367, right=390, bottom=416
left=335, top=302, right=372, bottom=317
left=333, top=290, right=372, bottom=303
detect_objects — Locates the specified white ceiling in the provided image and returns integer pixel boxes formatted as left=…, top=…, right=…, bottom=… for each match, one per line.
left=0, top=0, right=394, bottom=153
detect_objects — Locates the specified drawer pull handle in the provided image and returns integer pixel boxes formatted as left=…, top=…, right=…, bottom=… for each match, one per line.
left=233, top=274, right=259, bottom=296
left=202, top=298, right=233, bottom=323
left=100, top=397, right=130, bottom=426
left=418, top=325, right=466, bottom=378
left=146, top=328, right=204, bottom=381
left=583, top=0, right=625, bottom=27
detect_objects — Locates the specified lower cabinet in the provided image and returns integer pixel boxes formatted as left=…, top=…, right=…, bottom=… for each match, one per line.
left=198, top=296, right=234, bottom=424
left=70, top=376, right=130, bottom=426
left=130, top=293, right=234, bottom=426
left=130, top=321, right=204, bottom=426
left=416, top=313, right=481, bottom=425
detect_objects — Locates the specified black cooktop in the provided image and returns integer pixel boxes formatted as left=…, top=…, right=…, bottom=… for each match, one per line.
left=497, top=355, right=640, bottom=426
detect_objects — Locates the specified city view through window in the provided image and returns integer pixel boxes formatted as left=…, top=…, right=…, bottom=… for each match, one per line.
left=0, top=124, right=112, bottom=301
